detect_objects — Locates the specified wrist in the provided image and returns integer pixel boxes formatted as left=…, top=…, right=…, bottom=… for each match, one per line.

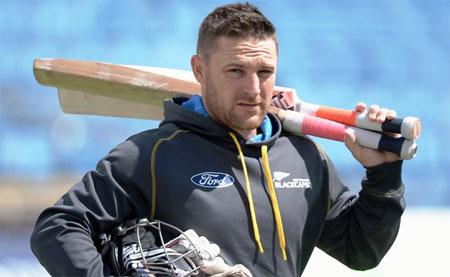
left=363, top=160, right=404, bottom=194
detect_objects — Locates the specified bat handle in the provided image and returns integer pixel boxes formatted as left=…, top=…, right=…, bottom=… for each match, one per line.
left=351, top=127, right=417, bottom=160
left=356, top=113, right=421, bottom=139
left=272, top=91, right=422, bottom=139
left=274, top=108, right=417, bottom=160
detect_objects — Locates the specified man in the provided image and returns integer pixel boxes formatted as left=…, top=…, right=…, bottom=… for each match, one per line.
left=31, top=3, right=405, bottom=276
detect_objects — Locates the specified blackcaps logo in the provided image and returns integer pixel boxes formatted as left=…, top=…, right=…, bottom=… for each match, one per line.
left=273, top=171, right=312, bottom=189
left=191, top=172, right=235, bottom=188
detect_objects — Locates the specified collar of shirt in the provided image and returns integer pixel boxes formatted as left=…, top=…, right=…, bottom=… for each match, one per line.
left=181, top=95, right=272, bottom=142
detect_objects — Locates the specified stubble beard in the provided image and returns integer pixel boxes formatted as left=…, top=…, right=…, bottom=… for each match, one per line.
left=202, top=80, right=268, bottom=132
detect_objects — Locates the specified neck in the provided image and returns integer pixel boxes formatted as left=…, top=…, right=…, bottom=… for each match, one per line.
left=234, top=128, right=257, bottom=141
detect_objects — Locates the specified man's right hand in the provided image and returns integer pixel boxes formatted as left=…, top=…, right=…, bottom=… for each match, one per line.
left=172, top=229, right=252, bottom=276
left=199, top=257, right=252, bottom=277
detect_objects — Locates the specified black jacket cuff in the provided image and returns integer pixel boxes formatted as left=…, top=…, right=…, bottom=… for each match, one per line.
left=362, top=160, right=404, bottom=197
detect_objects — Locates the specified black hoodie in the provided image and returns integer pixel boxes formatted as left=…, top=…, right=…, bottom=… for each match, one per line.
left=31, top=98, right=405, bottom=276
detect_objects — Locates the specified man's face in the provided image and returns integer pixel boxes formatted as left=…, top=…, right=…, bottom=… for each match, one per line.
left=195, top=36, right=277, bottom=138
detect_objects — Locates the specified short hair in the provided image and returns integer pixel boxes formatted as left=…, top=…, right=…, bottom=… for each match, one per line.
left=197, top=2, right=277, bottom=58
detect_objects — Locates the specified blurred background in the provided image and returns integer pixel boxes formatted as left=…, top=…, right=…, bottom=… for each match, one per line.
left=1, top=0, right=449, bottom=276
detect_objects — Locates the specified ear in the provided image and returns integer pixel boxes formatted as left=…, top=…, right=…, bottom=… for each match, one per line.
left=191, top=55, right=205, bottom=85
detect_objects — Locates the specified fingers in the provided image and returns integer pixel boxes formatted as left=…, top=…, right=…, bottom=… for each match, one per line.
left=224, top=264, right=253, bottom=277
left=344, top=126, right=401, bottom=166
left=198, top=236, right=220, bottom=260
left=199, top=257, right=229, bottom=275
left=344, top=128, right=361, bottom=157
left=355, top=102, right=366, bottom=113
left=362, top=104, right=397, bottom=123
left=386, top=109, right=397, bottom=120
left=271, top=90, right=298, bottom=110
left=200, top=259, right=253, bottom=277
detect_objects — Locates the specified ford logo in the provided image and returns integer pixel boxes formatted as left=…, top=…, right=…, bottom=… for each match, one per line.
left=191, top=172, right=235, bottom=188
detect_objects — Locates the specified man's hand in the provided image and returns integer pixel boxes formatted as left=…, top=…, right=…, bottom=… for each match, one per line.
left=344, top=103, right=401, bottom=167
left=199, top=257, right=253, bottom=277
left=172, top=229, right=253, bottom=276
left=271, top=88, right=299, bottom=110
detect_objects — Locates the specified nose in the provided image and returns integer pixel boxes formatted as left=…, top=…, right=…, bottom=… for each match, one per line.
left=243, top=72, right=261, bottom=97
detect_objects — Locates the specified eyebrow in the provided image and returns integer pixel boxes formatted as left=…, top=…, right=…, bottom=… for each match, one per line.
left=224, top=63, right=245, bottom=68
left=224, top=63, right=275, bottom=70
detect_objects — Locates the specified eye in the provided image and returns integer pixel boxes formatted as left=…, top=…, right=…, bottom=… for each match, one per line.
left=229, top=68, right=243, bottom=74
left=226, top=68, right=245, bottom=78
left=258, top=69, right=274, bottom=79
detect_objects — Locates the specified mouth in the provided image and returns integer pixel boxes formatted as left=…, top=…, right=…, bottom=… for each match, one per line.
left=239, top=104, right=259, bottom=108
left=238, top=102, right=261, bottom=107
left=237, top=103, right=262, bottom=113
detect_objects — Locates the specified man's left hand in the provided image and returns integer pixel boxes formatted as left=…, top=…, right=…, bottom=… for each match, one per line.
left=344, top=103, right=400, bottom=167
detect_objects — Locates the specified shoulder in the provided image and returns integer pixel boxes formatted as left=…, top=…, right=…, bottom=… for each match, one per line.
left=279, top=132, right=328, bottom=161
left=99, top=124, right=188, bottom=176
left=119, top=123, right=186, bottom=152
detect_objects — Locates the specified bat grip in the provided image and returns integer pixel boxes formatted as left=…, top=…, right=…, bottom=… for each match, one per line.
left=352, top=127, right=417, bottom=160
left=278, top=109, right=417, bottom=159
left=305, top=103, right=421, bottom=139
left=356, top=113, right=421, bottom=139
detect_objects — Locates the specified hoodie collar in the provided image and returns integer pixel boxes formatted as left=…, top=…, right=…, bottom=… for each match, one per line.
left=160, top=97, right=282, bottom=151
left=181, top=95, right=272, bottom=142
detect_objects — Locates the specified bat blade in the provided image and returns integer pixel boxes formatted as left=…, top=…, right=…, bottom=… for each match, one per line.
left=58, top=88, right=164, bottom=120
left=34, top=58, right=199, bottom=110
left=34, top=58, right=295, bottom=120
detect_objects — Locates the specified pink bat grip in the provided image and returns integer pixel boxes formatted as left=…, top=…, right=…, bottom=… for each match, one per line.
left=300, top=115, right=346, bottom=141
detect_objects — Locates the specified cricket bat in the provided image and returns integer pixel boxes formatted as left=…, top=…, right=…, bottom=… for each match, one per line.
left=33, top=58, right=418, bottom=159
left=33, top=58, right=201, bottom=119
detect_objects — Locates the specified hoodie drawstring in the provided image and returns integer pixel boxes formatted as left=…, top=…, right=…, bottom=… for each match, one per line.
left=229, top=132, right=264, bottom=253
left=261, top=145, right=287, bottom=261
left=229, top=132, right=287, bottom=261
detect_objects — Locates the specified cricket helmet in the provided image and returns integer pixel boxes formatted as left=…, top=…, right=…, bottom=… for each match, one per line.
left=99, top=218, right=206, bottom=277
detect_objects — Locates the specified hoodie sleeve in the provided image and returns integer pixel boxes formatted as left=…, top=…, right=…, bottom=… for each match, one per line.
left=30, top=136, right=153, bottom=276
left=316, top=155, right=405, bottom=270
